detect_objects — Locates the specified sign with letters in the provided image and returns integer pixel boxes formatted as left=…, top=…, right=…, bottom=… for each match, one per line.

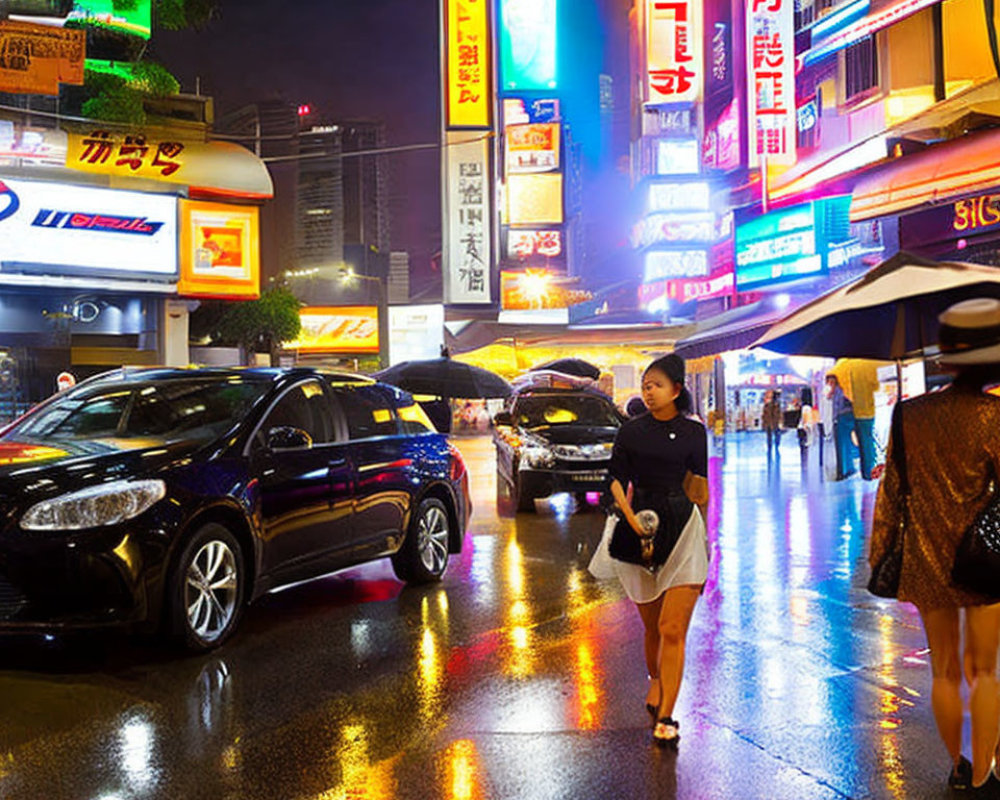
left=0, top=178, right=176, bottom=280
left=646, top=0, right=703, bottom=105
left=747, top=0, right=796, bottom=166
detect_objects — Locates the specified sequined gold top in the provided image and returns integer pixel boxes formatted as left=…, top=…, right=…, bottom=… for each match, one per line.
left=871, top=383, right=1000, bottom=609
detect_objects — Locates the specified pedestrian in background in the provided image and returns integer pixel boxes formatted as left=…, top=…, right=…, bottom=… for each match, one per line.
left=828, top=374, right=856, bottom=479
left=603, top=354, right=709, bottom=747
left=626, top=395, right=647, bottom=417
left=870, top=298, right=1000, bottom=794
left=761, top=389, right=781, bottom=460
left=831, top=358, right=880, bottom=479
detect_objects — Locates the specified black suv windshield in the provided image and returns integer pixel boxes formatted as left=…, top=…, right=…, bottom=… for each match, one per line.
left=512, top=394, right=620, bottom=429
left=4, top=378, right=271, bottom=445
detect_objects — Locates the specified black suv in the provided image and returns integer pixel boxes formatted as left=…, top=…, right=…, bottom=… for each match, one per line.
left=493, top=387, right=624, bottom=512
left=0, top=367, right=470, bottom=651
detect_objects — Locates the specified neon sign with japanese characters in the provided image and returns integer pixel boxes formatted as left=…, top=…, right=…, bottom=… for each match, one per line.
left=747, top=0, right=796, bottom=166
left=446, top=0, right=491, bottom=128
left=445, top=134, right=492, bottom=304
left=646, top=0, right=703, bottom=105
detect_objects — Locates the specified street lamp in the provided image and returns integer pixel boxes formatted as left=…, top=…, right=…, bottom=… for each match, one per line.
left=339, top=266, right=388, bottom=370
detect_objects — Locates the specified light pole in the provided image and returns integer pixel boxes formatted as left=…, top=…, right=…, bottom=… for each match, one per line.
left=339, top=267, right=388, bottom=370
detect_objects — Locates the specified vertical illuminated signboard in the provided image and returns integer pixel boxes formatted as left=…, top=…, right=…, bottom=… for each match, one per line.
left=646, top=0, right=703, bottom=105
left=446, top=0, right=491, bottom=128
left=445, top=132, right=492, bottom=304
left=500, top=0, right=557, bottom=90
left=746, top=0, right=796, bottom=166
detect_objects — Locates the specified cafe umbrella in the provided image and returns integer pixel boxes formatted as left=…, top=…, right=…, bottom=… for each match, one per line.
left=752, top=252, right=1000, bottom=361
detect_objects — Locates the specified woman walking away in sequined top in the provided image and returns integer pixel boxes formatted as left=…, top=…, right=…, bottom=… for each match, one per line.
left=870, top=298, right=1000, bottom=795
left=605, top=354, right=709, bottom=747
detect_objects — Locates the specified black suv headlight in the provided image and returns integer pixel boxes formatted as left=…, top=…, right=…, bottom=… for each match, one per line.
left=20, top=479, right=166, bottom=531
left=521, top=443, right=555, bottom=469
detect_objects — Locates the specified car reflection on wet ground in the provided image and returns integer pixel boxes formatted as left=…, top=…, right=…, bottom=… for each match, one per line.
left=0, top=432, right=953, bottom=799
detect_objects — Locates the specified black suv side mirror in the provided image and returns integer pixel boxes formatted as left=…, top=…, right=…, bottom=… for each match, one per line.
left=493, top=411, right=513, bottom=427
left=267, top=426, right=313, bottom=451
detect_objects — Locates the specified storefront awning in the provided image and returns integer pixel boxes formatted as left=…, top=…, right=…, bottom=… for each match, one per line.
left=850, top=126, right=1000, bottom=221
left=445, top=318, right=693, bottom=354
left=672, top=298, right=802, bottom=360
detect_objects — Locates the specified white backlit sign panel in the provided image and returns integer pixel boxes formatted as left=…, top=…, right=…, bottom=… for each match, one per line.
left=389, top=304, right=445, bottom=365
left=0, top=178, right=177, bottom=280
left=644, top=250, right=708, bottom=281
left=656, top=139, right=700, bottom=174
left=648, top=182, right=710, bottom=212
left=747, top=0, right=796, bottom=167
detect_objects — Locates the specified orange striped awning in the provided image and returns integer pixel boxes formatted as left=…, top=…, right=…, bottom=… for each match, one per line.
left=850, top=128, right=1000, bottom=221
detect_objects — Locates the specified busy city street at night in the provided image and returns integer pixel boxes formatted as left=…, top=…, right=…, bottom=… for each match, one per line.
left=5, top=0, right=1000, bottom=796
left=0, top=434, right=949, bottom=799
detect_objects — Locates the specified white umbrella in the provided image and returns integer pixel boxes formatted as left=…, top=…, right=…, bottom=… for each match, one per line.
left=752, top=252, right=1000, bottom=360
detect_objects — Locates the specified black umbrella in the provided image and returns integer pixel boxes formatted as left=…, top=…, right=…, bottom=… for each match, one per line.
left=528, top=358, right=601, bottom=380
left=374, top=358, right=512, bottom=399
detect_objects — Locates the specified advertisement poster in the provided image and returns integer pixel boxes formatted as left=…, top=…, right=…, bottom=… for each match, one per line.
left=178, top=201, right=259, bottom=299
left=288, top=307, right=380, bottom=354
left=646, top=0, right=703, bottom=105
left=66, top=0, right=152, bottom=39
left=0, top=178, right=177, bottom=280
left=446, top=0, right=491, bottom=128
left=0, top=21, right=84, bottom=96
left=507, top=229, right=563, bottom=260
left=0, top=120, right=67, bottom=166
left=747, top=0, right=796, bottom=166
left=500, top=269, right=592, bottom=310
left=444, top=132, right=492, bottom=304
left=499, top=0, right=557, bottom=91
left=507, top=173, right=563, bottom=226
left=506, top=123, right=560, bottom=173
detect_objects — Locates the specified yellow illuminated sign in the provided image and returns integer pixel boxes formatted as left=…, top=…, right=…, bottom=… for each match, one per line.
left=446, top=0, right=491, bottom=128
left=288, top=306, right=380, bottom=354
left=506, top=174, right=563, bottom=225
left=178, top=200, right=260, bottom=300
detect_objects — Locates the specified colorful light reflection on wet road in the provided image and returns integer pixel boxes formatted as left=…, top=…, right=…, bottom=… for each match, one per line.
left=0, top=433, right=957, bottom=799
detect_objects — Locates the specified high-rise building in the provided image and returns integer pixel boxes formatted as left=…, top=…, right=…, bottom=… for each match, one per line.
left=341, top=121, right=389, bottom=254
left=219, top=103, right=396, bottom=300
left=297, top=123, right=345, bottom=269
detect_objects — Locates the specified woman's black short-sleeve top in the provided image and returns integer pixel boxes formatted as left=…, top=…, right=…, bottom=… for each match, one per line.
left=608, top=412, right=707, bottom=492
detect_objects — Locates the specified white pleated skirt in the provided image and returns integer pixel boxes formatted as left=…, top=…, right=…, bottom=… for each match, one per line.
left=590, top=506, right=708, bottom=604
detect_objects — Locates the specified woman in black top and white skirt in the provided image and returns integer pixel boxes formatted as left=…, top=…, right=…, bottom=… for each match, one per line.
left=603, top=354, right=709, bottom=746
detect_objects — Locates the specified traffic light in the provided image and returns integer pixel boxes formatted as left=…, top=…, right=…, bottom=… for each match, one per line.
left=0, top=1, right=74, bottom=19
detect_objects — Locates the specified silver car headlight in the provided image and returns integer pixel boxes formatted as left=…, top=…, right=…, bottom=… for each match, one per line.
left=20, top=479, right=167, bottom=531
left=522, top=444, right=555, bottom=469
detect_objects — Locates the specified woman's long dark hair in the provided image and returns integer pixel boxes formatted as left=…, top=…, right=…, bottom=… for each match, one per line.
left=644, top=354, right=693, bottom=414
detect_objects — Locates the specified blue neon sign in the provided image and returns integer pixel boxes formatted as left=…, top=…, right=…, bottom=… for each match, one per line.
left=500, top=0, right=557, bottom=91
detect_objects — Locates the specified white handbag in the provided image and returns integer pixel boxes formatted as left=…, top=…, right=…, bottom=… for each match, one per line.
left=588, top=514, right=618, bottom=580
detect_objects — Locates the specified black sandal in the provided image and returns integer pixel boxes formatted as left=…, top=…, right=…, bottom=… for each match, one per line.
left=652, top=716, right=680, bottom=747
left=949, top=755, right=972, bottom=791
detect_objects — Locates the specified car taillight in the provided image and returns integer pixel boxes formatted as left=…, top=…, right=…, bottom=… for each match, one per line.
left=448, top=442, right=467, bottom=482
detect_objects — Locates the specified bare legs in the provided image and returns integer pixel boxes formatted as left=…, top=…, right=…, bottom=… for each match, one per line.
left=920, top=603, right=1000, bottom=786
left=636, top=585, right=702, bottom=719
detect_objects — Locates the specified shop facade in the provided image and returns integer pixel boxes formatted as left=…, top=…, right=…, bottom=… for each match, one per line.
left=0, top=118, right=271, bottom=411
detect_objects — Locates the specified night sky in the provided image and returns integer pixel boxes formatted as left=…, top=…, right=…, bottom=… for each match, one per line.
left=154, top=0, right=442, bottom=285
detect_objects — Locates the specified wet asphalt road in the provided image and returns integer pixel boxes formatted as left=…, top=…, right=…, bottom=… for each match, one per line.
left=0, top=432, right=958, bottom=799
